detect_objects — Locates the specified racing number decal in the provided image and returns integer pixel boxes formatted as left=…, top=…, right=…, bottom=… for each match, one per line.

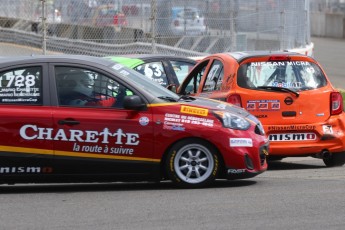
left=143, top=64, right=162, bottom=78
left=136, top=64, right=163, bottom=79
left=0, top=69, right=41, bottom=104
left=135, top=63, right=167, bottom=86
left=0, top=75, right=36, bottom=88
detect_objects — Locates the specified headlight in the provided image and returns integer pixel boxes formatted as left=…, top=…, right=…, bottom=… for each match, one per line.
left=256, top=122, right=266, bottom=135
left=213, top=111, right=250, bottom=130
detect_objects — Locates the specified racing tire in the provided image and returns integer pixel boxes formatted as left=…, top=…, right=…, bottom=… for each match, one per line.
left=165, top=139, right=219, bottom=188
left=323, top=152, right=345, bottom=167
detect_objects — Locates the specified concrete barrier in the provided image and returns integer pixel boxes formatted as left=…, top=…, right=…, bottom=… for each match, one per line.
left=311, top=12, right=345, bottom=38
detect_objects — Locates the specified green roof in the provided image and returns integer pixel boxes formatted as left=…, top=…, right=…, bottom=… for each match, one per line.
left=105, top=56, right=145, bottom=68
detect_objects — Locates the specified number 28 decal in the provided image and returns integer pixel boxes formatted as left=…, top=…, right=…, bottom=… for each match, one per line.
left=0, top=75, right=36, bottom=88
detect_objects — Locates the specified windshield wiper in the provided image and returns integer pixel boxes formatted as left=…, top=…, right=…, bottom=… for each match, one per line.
left=178, top=95, right=196, bottom=101
left=257, top=86, right=299, bottom=97
left=157, top=96, right=178, bottom=102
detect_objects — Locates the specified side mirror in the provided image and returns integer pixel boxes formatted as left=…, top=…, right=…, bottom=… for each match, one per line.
left=166, top=84, right=177, bottom=93
left=123, top=95, right=146, bottom=110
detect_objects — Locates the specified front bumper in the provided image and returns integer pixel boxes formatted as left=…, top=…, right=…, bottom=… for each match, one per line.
left=225, top=142, right=269, bottom=180
left=226, top=167, right=267, bottom=180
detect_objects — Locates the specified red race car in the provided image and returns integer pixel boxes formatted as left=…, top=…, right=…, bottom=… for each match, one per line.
left=0, top=55, right=268, bottom=188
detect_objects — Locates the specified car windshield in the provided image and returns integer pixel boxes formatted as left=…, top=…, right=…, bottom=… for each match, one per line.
left=110, top=63, right=180, bottom=100
left=237, top=61, right=327, bottom=91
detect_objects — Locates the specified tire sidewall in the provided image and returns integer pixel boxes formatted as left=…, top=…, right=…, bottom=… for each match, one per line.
left=323, top=152, right=345, bottom=167
left=166, top=139, right=219, bottom=188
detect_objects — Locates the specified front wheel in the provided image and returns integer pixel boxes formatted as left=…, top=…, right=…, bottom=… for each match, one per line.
left=166, top=139, right=219, bottom=188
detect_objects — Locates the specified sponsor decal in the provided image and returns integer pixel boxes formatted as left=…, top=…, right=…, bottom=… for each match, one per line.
left=322, top=125, right=333, bottom=134
left=20, top=124, right=139, bottom=155
left=230, top=138, right=253, bottom=147
left=267, top=125, right=316, bottom=131
left=0, top=166, right=53, bottom=174
left=111, top=64, right=130, bottom=76
left=272, top=81, right=303, bottom=88
left=180, top=105, right=208, bottom=116
left=269, top=133, right=317, bottom=141
left=164, top=113, right=214, bottom=128
left=247, top=103, right=255, bottom=110
left=163, top=115, right=186, bottom=131
left=228, top=168, right=246, bottom=174
left=139, top=117, right=149, bottom=126
left=258, top=103, right=268, bottom=110
left=163, top=125, right=186, bottom=131
left=271, top=102, right=280, bottom=109
left=246, top=100, right=280, bottom=111
left=251, top=61, right=311, bottom=67
left=255, top=114, right=268, bottom=118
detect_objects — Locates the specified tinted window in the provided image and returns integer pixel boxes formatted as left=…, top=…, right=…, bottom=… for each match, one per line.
left=170, top=60, right=195, bottom=84
left=185, top=65, right=206, bottom=94
left=202, top=60, right=224, bottom=92
left=0, top=66, right=42, bottom=105
left=238, top=61, right=327, bottom=90
left=55, top=67, right=133, bottom=108
left=110, top=63, right=180, bottom=100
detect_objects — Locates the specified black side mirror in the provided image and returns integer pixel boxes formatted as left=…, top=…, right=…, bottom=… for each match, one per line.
left=166, top=84, right=177, bottom=93
left=123, top=95, right=146, bottom=110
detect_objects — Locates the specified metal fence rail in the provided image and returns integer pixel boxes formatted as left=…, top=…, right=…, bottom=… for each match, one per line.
left=0, top=28, right=207, bottom=56
left=0, top=0, right=311, bottom=56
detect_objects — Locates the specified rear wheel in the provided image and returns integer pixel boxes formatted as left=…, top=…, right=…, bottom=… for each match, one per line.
left=323, top=152, right=345, bottom=167
left=166, top=139, right=219, bottom=188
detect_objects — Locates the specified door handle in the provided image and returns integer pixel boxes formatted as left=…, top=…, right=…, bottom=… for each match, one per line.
left=58, top=119, right=80, bottom=125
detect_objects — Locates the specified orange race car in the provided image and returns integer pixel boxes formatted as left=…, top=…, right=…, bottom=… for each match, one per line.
left=178, top=51, right=345, bottom=167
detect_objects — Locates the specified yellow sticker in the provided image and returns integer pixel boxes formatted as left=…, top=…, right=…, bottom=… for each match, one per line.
left=180, top=106, right=208, bottom=116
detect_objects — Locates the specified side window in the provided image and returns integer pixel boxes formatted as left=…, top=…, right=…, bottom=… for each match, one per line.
left=202, top=60, right=224, bottom=92
left=55, top=67, right=133, bottom=108
left=0, top=66, right=42, bottom=105
left=183, top=60, right=208, bottom=95
left=134, top=62, right=168, bottom=87
left=170, top=60, right=195, bottom=84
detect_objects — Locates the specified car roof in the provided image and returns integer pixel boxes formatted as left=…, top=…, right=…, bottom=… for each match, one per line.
left=105, top=54, right=196, bottom=67
left=223, top=51, right=307, bottom=63
left=108, top=54, right=196, bottom=60
left=0, top=55, right=115, bottom=68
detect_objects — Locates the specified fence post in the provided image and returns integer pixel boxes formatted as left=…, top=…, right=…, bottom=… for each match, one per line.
left=280, top=9, right=285, bottom=51
left=41, top=0, right=47, bottom=55
left=150, top=0, right=157, bottom=54
left=229, top=0, right=236, bottom=51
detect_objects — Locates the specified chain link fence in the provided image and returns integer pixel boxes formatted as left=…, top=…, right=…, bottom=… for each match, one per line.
left=0, top=0, right=311, bottom=57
